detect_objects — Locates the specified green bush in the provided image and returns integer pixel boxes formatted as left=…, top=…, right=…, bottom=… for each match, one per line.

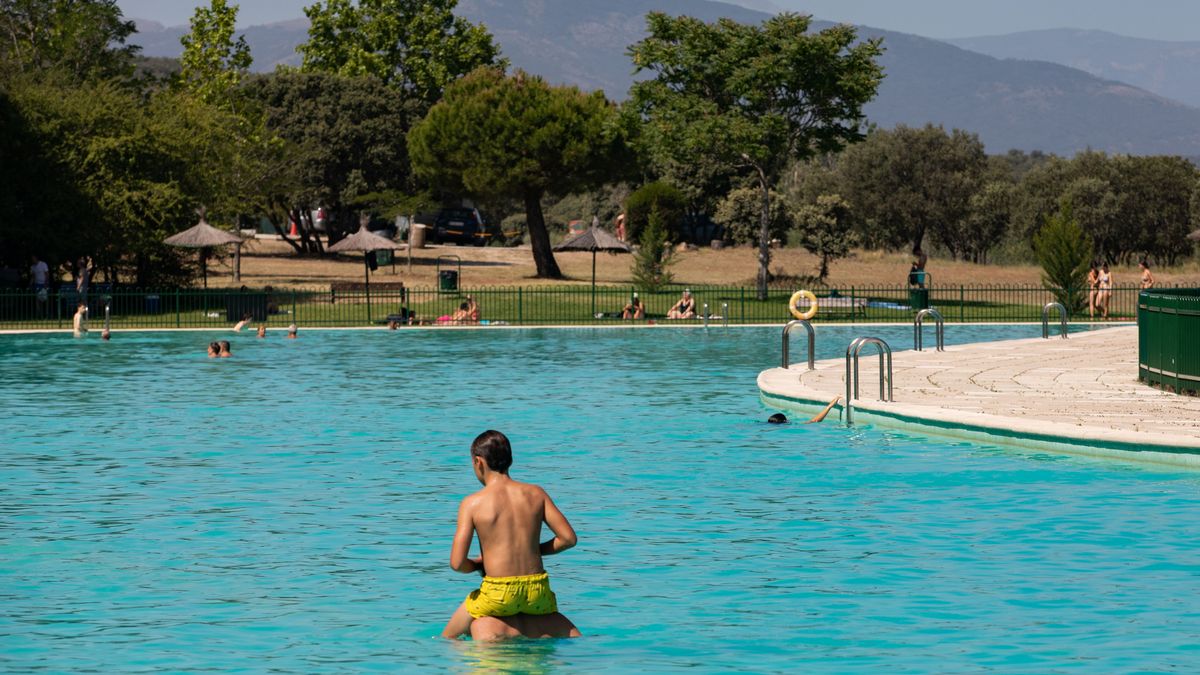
left=624, top=181, right=686, bottom=243
left=714, top=186, right=792, bottom=246
left=1033, top=204, right=1092, bottom=313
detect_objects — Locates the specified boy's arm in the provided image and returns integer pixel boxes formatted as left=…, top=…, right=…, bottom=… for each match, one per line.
left=449, top=498, right=483, bottom=574
left=539, top=492, right=577, bottom=556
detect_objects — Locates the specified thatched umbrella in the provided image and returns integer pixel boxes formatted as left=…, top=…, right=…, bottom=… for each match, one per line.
left=164, top=212, right=245, bottom=287
left=553, top=226, right=632, bottom=317
left=327, top=218, right=399, bottom=323
left=1188, top=228, right=1200, bottom=241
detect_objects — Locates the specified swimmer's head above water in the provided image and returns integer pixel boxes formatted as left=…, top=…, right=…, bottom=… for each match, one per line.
left=767, top=413, right=788, bottom=424
left=471, top=429, right=513, bottom=482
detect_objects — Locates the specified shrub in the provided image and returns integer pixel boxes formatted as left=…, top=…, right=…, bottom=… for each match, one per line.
left=624, top=181, right=686, bottom=243
left=1033, top=204, right=1092, bottom=313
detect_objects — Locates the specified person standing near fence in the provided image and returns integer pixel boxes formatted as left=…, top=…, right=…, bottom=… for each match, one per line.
left=1139, top=260, right=1155, bottom=290
left=30, top=255, right=49, bottom=316
left=1097, top=263, right=1113, bottom=319
left=1086, top=263, right=1099, bottom=320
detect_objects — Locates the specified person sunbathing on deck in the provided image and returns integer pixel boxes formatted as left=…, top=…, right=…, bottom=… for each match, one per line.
left=441, top=430, right=581, bottom=641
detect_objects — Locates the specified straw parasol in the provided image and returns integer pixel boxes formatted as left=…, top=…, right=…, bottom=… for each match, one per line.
left=553, top=226, right=633, bottom=317
left=1188, top=228, right=1200, bottom=241
left=327, top=216, right=400, bottom=323
left=163, top=210, right=245, bottom=287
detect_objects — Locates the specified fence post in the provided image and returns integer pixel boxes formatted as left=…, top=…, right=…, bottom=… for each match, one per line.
left=740, top=287, right=745, bottom=323
left=175, top=288, right=181, bottom=328
left=518, top=287, right=523, bottom=326
left=850, top=287, right=856, bottom=323
left=959, top=286, right=964, bottom=323
left=292, top=290, right=297, bottom=322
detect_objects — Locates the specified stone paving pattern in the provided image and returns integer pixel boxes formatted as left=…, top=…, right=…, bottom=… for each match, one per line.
left=758, top=326, right=1200, bottom=449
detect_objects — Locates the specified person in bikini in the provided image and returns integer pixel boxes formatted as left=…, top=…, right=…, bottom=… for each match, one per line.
left=1086, top=263, right=1099, bottom=320
left=1139, top=259, right=1155, bottom=290
left=1097, top=263, right=1113, bottom=319
left=441, top=430, right=581, bottom=641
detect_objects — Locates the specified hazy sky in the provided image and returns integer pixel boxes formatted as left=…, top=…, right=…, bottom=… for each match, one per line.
left=117, top=0, right=1200, bottom=41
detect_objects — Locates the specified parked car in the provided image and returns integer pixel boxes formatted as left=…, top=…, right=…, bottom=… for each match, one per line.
left=428, top=208, right=491, bottom=246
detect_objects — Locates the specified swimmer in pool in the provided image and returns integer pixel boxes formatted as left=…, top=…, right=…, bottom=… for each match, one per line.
left=768, top=397, right=840, bottom=424
left=207, top=341, right=220, bottom=358
left=441, top=430, right=581, bottom=641
left=217, top=340, right=232, bottom=357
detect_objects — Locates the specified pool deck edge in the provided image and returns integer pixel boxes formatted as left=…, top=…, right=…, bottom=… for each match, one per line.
left=758, top=327, right=1200, bottom=468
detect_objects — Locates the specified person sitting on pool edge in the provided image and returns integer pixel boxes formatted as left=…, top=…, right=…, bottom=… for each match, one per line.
left=622, top=293, right=644, bottom=320
left=441, top=430, right=581, bottom=641
left=666, top=289, right=696, bottom=319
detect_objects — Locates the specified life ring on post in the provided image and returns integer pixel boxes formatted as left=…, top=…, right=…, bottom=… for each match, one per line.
left=789, top=290, right=819, bottom=320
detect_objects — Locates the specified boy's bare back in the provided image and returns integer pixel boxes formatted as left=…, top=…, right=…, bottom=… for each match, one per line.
left=462, top=479, right=561, bottom=578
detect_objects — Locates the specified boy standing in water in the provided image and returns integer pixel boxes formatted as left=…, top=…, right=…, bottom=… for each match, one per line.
left=441, top=430, right=581, bottom=641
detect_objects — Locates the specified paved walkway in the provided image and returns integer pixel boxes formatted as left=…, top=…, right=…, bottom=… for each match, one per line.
left=758, top=326, right=1200, bottom=455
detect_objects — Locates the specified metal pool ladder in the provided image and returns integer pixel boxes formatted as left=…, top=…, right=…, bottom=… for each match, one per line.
left=703, top=303, right=731, bottom=330
left=782, top=320, right=815, bottom=370
left=844, top=337, right=894, bottom=425
left=913, top=308, right=945, bottom=351
left=1042, top=302, right=1069, bottom=339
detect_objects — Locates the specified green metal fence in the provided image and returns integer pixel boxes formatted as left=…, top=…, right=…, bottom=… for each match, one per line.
left=0, top=284, right=1155, bottom=330
left=1138, top=288, right=1200, bottom=395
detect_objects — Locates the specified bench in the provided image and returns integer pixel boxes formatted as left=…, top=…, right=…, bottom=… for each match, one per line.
left=330, top=282, right=408, bottom=304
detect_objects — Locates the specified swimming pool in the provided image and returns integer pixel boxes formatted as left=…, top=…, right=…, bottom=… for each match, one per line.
left=2, top=325, right=1196, bottom=672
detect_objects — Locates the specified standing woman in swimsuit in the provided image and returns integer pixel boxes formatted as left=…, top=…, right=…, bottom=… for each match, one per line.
left=1086, top=263, right=1099, bottom=320
left=1097, top=263, right=1113, bottom=319
left=1139, top=260, right=1155, bottom=289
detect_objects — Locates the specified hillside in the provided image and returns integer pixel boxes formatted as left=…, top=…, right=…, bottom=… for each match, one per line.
left=126, top=0, right=1200, bottom=156
left=948, top=29, right=1200, bottom=109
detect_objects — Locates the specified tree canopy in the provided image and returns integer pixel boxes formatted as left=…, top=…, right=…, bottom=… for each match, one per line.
left=299, top=0, right=502, bottom=107
left=628, top=12, right=884, bottom=298
left=0, top=0, right=138, bottom=81
left=178, top=0, right=252, bottom=105
left=408, top=67, right=628, bottom=278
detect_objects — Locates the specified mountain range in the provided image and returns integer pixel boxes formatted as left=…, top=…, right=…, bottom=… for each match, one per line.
left=127, top=0, right=1200, bottom=157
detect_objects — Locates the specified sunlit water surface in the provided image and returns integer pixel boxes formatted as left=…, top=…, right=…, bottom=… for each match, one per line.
left=2, top=325, right=1197, bottom=673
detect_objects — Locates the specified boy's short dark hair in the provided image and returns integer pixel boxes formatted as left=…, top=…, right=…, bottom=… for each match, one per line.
left=471, top=430, right=512, bottom=473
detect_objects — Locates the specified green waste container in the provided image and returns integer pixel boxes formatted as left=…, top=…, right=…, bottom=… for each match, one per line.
left=439, top=270, right=459, bottom=291
left=376, top=249, right=392, bottom=266
left=908, top=288, right=929, bottom=310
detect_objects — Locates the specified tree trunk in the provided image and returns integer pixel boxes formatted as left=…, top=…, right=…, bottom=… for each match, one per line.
left=756, top=173, right=771, bottom=301
left=525, top=189, right=563, bottom=279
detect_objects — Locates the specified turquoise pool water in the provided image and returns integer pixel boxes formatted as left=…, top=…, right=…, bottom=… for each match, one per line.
left=2, top=325, right=1196, bottom=673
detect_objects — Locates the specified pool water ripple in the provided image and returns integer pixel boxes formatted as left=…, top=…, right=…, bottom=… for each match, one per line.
left=2, top=325, right=1198, bottom=673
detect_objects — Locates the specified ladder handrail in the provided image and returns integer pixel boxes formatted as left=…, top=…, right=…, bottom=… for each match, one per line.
left=1042, top=302, right=1069, bottom=339
left=844, top=337, right=894, bottom=425
left=703, top=303, right=709, bottom=329
left=722, top=302, right=729, bottom=328
left=782, top=320, right=815, bottom=370
left=914, top=308, right=945, bottom=352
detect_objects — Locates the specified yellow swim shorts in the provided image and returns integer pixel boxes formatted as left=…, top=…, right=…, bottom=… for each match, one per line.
left=464, top=572, right=558, bottom=618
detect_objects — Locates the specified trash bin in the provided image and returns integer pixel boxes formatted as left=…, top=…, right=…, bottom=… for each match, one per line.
left=145, top=294, right=161, bottom=314
left=377, top=249, right=393, bottom=266
left=908, top=288, right=929, bottom=311
left=439, top=270, right=459, bottom=291
left=409, top=223, right=427, bottom=249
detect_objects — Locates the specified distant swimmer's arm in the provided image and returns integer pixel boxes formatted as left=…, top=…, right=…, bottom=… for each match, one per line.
left=449, top=498, right=482, bottom=574
left=538, top=492, right=577, bottom=556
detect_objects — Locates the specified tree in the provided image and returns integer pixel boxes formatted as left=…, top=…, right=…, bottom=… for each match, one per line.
left=408, top=68, right=628, bottom=279
left=837, top=124, right=987, bottom=257
left=628, top=12, right=883, bottom=299
left=962, top=182, right=1013, bottom=264
left=245, top=71, right=418, bottom=253
left=714, top=187, right=791, bottom=247
left=298, top=0, right=502, bottom=108
left=0, top=0, right=138, bottom=82
left=1033, top=204, right=1092, bottom=313
left=631, top=207, right=674, bottom=292
left=178, top=0, right=252, bottom=105
left=793, top=194, right=854, bottom=282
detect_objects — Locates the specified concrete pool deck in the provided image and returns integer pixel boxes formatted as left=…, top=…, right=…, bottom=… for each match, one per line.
left=759, top=325, right=1200, bottom=466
